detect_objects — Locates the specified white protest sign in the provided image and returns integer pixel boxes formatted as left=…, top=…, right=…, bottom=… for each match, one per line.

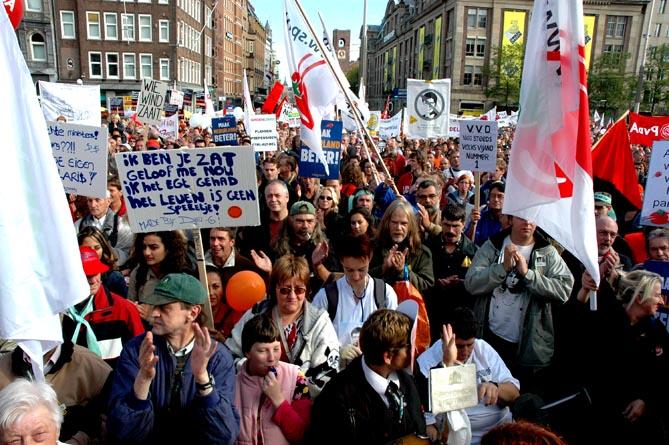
left=47, top=122, right=108, bottom=198
left=641, top=141, right=669, bottom=227
left=379, top=111, right=403, bottom=140
left=158, top=114, right=179, bottom=140
left=248, top=114, right=278, bottom=152
left=136, top=79, right=168, bottom=127
left=459, top=119, right=498, bottom=172
left=39, top=81, right=101, bottom=126
left=115, top=146, right=260, bottom=232
left=406, top=78, right=451, bottom=139
left=169, top=89, right=184, bottom=108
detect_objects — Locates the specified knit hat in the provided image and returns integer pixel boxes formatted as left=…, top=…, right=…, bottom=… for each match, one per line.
left=143, top=273, right=207, bottom=306
left=289, top=201, right=316, bottom=216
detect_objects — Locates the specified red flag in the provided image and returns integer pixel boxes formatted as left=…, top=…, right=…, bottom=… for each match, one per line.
left=628, top=112, right=669, bottom=146
left=381, top=96, right=391, bottom=119
left=591, top=118, right=643, bottom=209
left=261, top=81, right=285, bottom=114
left=275, top=96, right=286, bottom=120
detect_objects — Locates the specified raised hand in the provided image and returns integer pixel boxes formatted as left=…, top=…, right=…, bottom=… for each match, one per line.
left=133, top=332, right=159, bottom=400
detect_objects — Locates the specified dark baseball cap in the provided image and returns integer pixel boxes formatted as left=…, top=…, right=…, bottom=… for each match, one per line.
left=143, top=273, right=207, bottom=306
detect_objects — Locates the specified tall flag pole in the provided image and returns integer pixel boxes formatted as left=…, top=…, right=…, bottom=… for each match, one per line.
left=503, top=0, right=600, bottom=306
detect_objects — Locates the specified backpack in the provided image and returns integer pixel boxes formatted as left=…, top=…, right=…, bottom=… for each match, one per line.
left=323, top=277, right=387, bottom=320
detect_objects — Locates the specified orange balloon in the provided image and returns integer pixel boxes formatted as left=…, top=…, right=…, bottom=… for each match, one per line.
left=225, top=270, right=266, bottom=312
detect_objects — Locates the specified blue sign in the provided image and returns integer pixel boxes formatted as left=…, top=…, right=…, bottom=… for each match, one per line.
left=643, top=260, right=669, bottom=333
left=298, top=120, right=342, bottom=180
left=392, top=88, right=407, bottom=98
left=212, top=116, right=238, bottom=146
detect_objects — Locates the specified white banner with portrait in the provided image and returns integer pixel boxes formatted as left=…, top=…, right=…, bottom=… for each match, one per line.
left=406, top=78, right=451, bottom=139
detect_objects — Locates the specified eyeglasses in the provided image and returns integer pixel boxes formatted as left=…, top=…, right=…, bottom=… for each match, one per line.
left=278, top=286, right=307, bottom=296
left=319, top=196, right=333, bottom=201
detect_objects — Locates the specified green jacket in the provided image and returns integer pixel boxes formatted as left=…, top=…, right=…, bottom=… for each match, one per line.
left=370, top=244, right=435, bottom=293
left=464, top=229, right=574, bottom=368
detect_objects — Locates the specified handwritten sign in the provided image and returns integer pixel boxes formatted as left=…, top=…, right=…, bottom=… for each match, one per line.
left=248, top=114, right=278, bottom=152
left=459, top=119, right=498, bottom=172
left=429, top=364, right=478, bottom=414
left=136, top=79, right=168, bottom=127
left=299, top=120, right=342, bottom=180
left=159, top=114, right=179, bottom=140
left=115, top=147, right=260, bottom=232
left=39, top=81, right=101, bottom=126
left=212, top=116, right=238, bottom=146
left=641, top=141, right=669, bottom=227
left=48, top=122, right=108, bottom=198
left=379, top=112, right=402, bottom=140
left=169, top=89, right=184, bottom=108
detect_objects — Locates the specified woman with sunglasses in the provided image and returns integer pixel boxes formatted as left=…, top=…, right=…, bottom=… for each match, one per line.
left=315, top=186, right=343, bottom=243
left=226, top=255, right=340, bottom=395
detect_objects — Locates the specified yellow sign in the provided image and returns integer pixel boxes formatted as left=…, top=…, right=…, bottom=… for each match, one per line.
left=383, top=51, right=388, bottom=90
left=584, top=15, right=596, bottom=71
left=418, top=26, right=425, bottom=79
left=502, top=11, right=526, bottom=47
left=433, top=16, right=442, bottom=79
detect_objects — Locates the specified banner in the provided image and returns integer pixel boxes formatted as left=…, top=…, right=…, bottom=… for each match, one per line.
left=136, top=78, right=168, bottom=127
left=628, top=112, right=669, bottom=146
left=48, top=122, right=108, bottom=198
left=115, top=146, right=260, bottom=232
left=248, top=114, right=278, bottom=152
left=299, top=120, right=342, bottom=180
left=39, top=81, right=101, bottom=126
left=417, top=26, right=425, bottom=78
left=641, top=141, right=669, bottom=227
left=584, top=15, right=596, bottom=71
left=379, top=111, right=402, bottom=140
left=502, top=10, right=526, bottom=46
left=459, top=119, right=498, bottom=172
left=211, top=116, right=238, bottom=146
left=406, top=78, right=451, bottom=138
left=158, top=114, right=179, bottom=140
left=169, top=89, right=184, bottom=108
left=433, top=16, right=442, bottom=79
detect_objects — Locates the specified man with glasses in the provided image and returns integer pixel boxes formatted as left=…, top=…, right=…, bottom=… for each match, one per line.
left=415, top=179, right=443, bottom=240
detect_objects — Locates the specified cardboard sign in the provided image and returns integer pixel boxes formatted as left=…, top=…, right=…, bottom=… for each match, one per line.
left=115, top=146, right=260, bottom=232
left=298, top=120, right=342, bottom=180
left=169, top=89, right=184, bottom=108
left=158, top=114, right=179, bottom=140
left=429, top=364, right=478, bottom=414
left=459, top=119, right=498, bottom=172
left=248, top=114, right=278, bottom=152
left=136, top=79, right=168, bottom=127
left=48, top=122, right=108, bottom=198
left=39, top=81, right=101, bottom=126
left=641, top=141, right=669, bottom=227
left=212, top=116, right=238, bottom=146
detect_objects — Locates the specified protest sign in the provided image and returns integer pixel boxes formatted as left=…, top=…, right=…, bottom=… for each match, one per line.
left=48, top=121, right=108, bottom=198
left=459, top=119, right=498, bottom=172
left=641, top=141, right=669, bottom=227
left=287, top=109, right=301, bottom=128
left=212, top=116, right=238, bottom=146
left=115, top=146, right=260, bottom=232
left=248, top=114, right=278, bottom=151
left=642, top=260, right=669, bottom=333
left=169, top=89, right=184, bottom=108
left=39, top=81, right=101, bottom=126
left=299, top=120, right=342, bottom=180
left=367, top=111, right=381, bottom=134
left=136, top=79, right=168, bottom=127
left=158, top=114, right=179, bottom=140
left=108, top=97, right=123, bottom=116
left=379, top=111, right=402, bottom=140
left=406, top=78, right=451, bottom=139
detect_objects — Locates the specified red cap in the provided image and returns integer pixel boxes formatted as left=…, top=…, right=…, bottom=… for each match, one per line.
left=80, top=246, right=109, bottom=276
left=147, top=139, right=161, bottom=149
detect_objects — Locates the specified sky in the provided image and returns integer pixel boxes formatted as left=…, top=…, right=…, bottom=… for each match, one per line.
left=250, top=0, right=388, bottom=82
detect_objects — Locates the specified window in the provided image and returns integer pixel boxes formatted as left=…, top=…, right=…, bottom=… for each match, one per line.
left=655, top=23, right=662, bottom=37
left=660, top=0, right=667, bottom=14
left=478, top=9, right=487, bottom=28
left=205, top=35, right=212, bottom=57
left=123, top=53, right=136, bottom=79
left=603, top=44, right=624, bottom=63
left=476, top=38, right=486, bottom=57
left=106, top=53, right=119, bottom=78
left=30, top=33, right=46, bottom=61
left=104, top=13, right=118, bottom=40
left=464, top=65, right=473, bottom=85
left=467, top=9, right=476, bottom=28
left=140, top=53, right=153, bottom=79
left=139, top=15, right=152, bottom=41
left=474, top=66, right=482, bottom=85
left=159, top=0, right=169, bottom=3
left=159, top=20, right=169, bottom=42
left=87, top=12, right=101, bottom=39
left=122, top=14, right=135, bottom=41
left=465, top=38, right=475, bottom=56
left=606, top=16, right=627, bottom=38
left=160, top=58, right=170, bottom=80
left=467, top=8, right=487, bottom=29
left=60, top=11, right=75, bottom=39
left=89, top=52, right=102, bottom=78
left=26, top=0, right=42, bottom=12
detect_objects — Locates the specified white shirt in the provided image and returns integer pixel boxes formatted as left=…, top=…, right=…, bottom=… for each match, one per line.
left=312, top=275, right=398, bottom=345
left=361, top=356, right=401, bottom=408
left=204, top=249, right=236, bottom=268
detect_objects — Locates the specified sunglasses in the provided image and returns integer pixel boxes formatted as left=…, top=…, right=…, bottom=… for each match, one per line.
left=278, top=286, right=307, bottom=296
left=319, top=196, right=333, bottom=201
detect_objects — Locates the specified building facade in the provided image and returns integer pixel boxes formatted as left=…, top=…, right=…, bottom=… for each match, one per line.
left=214, top=0, right=246, bottom=105
left=365, top=0, right=652, bottom=114
left=15, top=0, right=58, bottom=85
left=245, top=3, right=268, bottom=105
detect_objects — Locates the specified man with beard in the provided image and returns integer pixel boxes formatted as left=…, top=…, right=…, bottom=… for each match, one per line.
left=467, top=181, right=506, bottom=246
left=425, top=204, right=478, bottom=340
left=415, top=178, right=443, bottom=241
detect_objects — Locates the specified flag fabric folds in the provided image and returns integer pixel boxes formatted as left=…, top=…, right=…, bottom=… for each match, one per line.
left=0, top=8, right=89, bottom=377
left=591, top=117, right=643, bottom=209
left=503, top=0, right=600, bottom=286
left=628, top=112, right=669, bottom=146
left=242, top=69, right=255, bottom=128
left=261, top=81, right=285, bottom=115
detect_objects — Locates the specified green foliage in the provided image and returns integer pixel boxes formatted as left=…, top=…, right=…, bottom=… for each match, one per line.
left=346, top=64, right=360, bottom=94
left=484, top=44, right=523, bottom=111
left=639, top=44, right=669, bottom=114
left=587, top=52, right=636, bottom=117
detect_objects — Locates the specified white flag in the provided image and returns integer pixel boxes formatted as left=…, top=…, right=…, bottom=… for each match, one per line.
left=284, top=0, right=340, bottom=173
left=503, top=0, right=599, bottom=288
left=0, top=8, right=89, bottom=377
left=204, top=78, right=215, bottom=117
left=243, top=69, right=255, bottom=125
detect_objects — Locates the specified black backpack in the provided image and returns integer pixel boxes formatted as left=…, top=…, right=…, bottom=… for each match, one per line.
left=323, top=277, right=387, bottom=320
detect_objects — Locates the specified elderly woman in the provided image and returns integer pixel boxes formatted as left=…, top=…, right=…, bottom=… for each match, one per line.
left=227, top=255, right=340, bottom=395
left=0, top=380, right=64, bottom=445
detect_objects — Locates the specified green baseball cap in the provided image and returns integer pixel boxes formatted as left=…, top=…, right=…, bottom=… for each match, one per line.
left=144, top=273, right=207, bottom=306
left=290, top=200, right=316, bottom=216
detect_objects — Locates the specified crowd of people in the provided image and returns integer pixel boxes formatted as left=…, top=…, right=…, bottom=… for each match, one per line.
left=0, top=112, right=667, bottom=445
